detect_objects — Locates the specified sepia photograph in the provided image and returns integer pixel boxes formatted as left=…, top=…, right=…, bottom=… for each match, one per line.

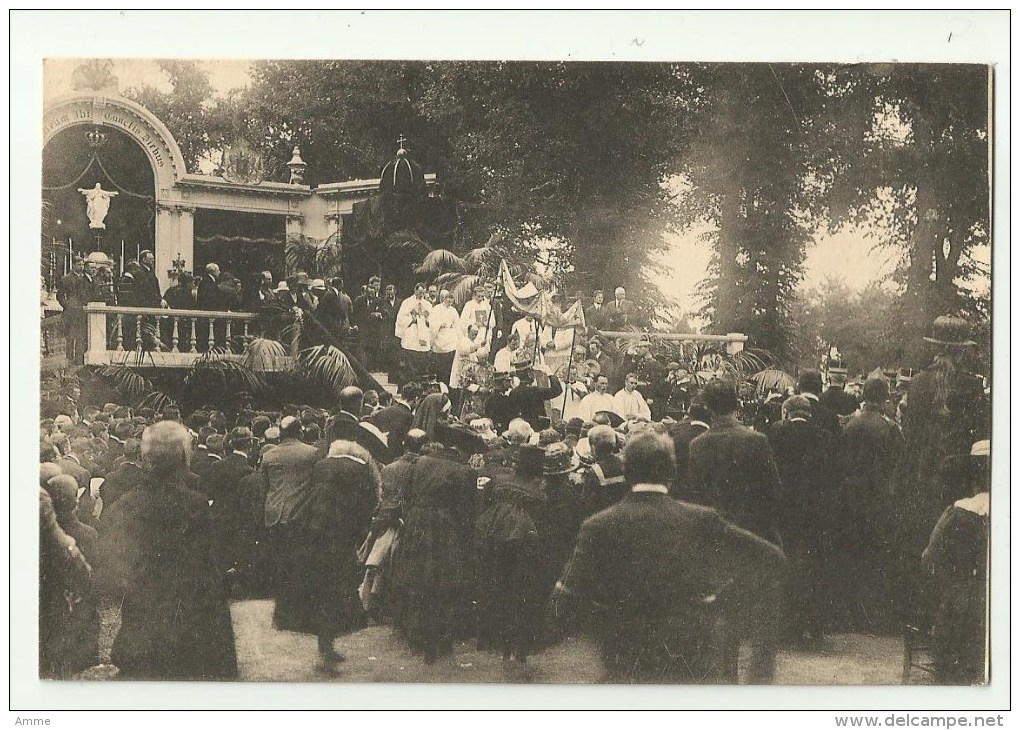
left=12, top=8, right=1009, bottom=717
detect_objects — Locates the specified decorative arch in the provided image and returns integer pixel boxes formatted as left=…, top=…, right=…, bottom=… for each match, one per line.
left=43, top=93, right=187, bottom=197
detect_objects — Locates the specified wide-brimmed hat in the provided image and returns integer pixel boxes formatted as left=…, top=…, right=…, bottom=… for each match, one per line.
left=970, top=439, right=990, bottom=458
left=309, top=278, right=327, bottom=290
left=544, top=442, right=580, bottom=475
left=84, top=251, right=114, bottom=266
left=923, top=316, right=976, bottom=347
left=274, top=281, right=290, bottom=293
left=594, top=410, right=625, bottom=428
left=436, top=422, right=486, bottom=454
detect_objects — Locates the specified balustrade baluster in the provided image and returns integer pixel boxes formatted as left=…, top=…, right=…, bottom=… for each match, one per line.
left=190, top=318, right=198, bottom=351
left=242, top=321, right=250, bottom=338
left=208, top=318, right=215, bottom=349
left=115, top=315, right=124, bottom=351
left=136, top=315, right=143, bottom=350
left=225, top=319, right=232, bottom=346
left=171, top=317, right=180, bottom=353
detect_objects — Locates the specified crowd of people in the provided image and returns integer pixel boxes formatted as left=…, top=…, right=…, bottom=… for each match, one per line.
left=41, top=261, right=991, bottom=685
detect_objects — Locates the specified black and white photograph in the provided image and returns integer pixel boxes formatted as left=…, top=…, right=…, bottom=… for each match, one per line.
left=12, top=8, right=1009, bottom=719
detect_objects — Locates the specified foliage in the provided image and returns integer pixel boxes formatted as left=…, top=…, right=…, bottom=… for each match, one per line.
left=284, top=232, right=343, bottom=279
left=124, top=61, right=237, bottom=174
left=806, top=64, right=991, bottom=367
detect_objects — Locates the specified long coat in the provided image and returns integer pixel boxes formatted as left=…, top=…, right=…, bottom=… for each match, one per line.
left=99, top=461, right=146, bottom=511
left=390, top=448, right=477, bottom=657
left=554, top=492, right=786, bottom=683
left=688, top=414, right=782, bottom=542
left=272, top=453, right=378, bottom=637
left=202, top=452, right=256, bottom=570
left=96, top=475, right=237, bottom=679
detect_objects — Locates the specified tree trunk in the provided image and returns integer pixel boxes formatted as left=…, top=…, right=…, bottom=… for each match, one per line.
left=715, top=175, right=743, bottom=333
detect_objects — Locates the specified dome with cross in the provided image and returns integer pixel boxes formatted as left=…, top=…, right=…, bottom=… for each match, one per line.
left=378, top=135, right=427, bottom=197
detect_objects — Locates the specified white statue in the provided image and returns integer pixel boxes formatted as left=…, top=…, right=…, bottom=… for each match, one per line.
left=78, top=183, right=118, bottom=229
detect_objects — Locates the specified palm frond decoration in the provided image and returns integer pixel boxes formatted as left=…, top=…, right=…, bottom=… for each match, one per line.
left=186, top=346, right=267, bottom=393
left=749, top=368, right=797, bottom=394
left=137, top=390, right=177, bottom=413
left=298, top=345, right=357, bottom=396
left=97, top=364, right=157, bottom=399
left=416, top=249, right=467, bottom=276
left=449, top=274, right=487, bottom=308
left=284, top=234, right=318, bottom=276
left=384, top=230, right=431, bottom=256
left=241, top=337, right=292, bottom=373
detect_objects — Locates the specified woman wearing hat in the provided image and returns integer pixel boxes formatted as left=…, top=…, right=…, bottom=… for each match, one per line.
left=922, top=440, right=990, bottom=684
left=390, top=422, right=482, bottom=664
left=538, top=442, right=584, bottom=597
left=476, top=444, right=550, bottom=668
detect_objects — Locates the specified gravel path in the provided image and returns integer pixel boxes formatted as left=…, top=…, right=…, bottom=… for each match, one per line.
left=230, top=600, right=906, bottom=684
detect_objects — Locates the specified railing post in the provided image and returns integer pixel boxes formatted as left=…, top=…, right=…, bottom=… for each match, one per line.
left=170, top=317, right=180, bottom=353
left=85, top=303, right=108, bottom=363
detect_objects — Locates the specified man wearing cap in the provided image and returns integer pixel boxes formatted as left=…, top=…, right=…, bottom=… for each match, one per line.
left=552, top=431, right=786, bottom=684
left=838, top=377, right=904, bottom=631
left=766, top=395, right=839, bottom=645
left=395, top=282, right=433, bottom=384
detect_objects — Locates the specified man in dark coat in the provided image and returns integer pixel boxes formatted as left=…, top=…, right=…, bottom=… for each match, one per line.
left=162, top=272, right=196, bottom=351
left=203, top=427, right=257, bottom=575
left=191, top=433, right=224, bottom=482
left=584, top=289, right=611, bottom=332
left=552, top=431, right=787, bottom=683
left=135, top=251, right=163, bottom=308
left=317, top=277, right=353, bottom=345
left=605, top=286, right=636, bottom=331
left=99, top=437, right=145, bottom=510
left=57, top=259, right=103, bottom=363
left=95, top=421, right=237, bottom=679
left=666, top=402, right=712, bottom=500
left=195, top=263, right=221, bottom=351
left=378, top=283, right=400, bottom=376
left=506, top=364, right=563, bottom=431
left=839, top=377, right=905, bottom=631
left=688, top=378, right=782, bottom=543
left=367, top=382, right=418, bottom=461
left=797, top=369, right=841, bottom=437
left=352, top=276, right=384, bottom=369
left=325, top=387, right=391, bottom=466
left=766, top=395, right=838, bottom=644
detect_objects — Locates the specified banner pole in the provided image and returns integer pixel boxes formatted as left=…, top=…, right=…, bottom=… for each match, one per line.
left=560, top=326, right=577, bottom=419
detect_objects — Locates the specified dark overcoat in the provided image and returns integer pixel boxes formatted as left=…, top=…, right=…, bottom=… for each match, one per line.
left=96, top=475, right=237, bottom=679
left=688, top=414, right=781, bottom=542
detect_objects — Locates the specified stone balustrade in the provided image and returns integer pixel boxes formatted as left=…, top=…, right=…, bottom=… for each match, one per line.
left=83, top=303, right=267, bottom=368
